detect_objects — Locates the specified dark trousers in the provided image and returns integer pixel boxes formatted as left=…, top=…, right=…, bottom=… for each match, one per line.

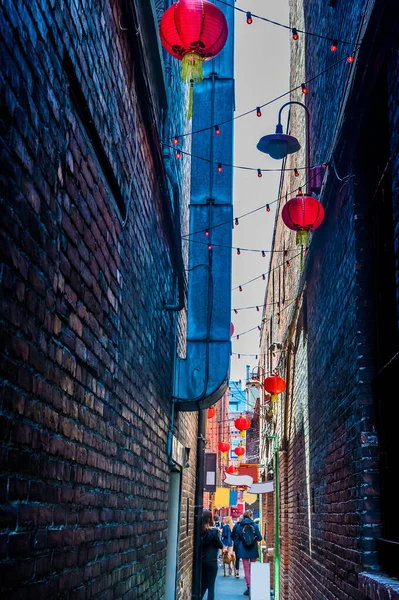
left=201, top=561, right=218, bottom=600
left=234, top=543, right=240, bottom=571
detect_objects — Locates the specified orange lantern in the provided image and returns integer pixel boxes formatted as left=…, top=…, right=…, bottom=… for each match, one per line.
left=234, top=415, right=251, bottom=438
left=207, top=406, right=216, bottom=420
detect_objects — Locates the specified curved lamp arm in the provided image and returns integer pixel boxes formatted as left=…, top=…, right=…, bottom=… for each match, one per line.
left=277, top=101, right=311, bottom=195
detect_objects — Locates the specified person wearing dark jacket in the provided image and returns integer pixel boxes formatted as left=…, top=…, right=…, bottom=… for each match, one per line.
left=201, top=509, right=223, bottom=600
left=231, top=515, right=243, bottom=578
left=236, top=510, right=262, bottom=596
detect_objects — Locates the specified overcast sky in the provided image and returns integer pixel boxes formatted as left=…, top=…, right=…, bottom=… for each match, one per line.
left=230, top=0, right=289, bottom=382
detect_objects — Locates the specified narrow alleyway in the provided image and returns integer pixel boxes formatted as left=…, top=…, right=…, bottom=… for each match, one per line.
left=213, top=566, right=247, bottom=599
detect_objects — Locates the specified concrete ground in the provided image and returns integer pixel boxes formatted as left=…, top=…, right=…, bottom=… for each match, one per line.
left=213, top=562, right=247, bottom=599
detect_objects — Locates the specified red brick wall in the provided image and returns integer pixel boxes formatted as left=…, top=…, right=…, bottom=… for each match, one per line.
left=0, top=1, right=198, bottom=598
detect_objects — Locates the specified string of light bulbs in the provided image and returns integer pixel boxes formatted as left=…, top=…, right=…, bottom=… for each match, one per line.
left=183, top=237, right=300, bottom=255
left=215, top=0, right=353, bottom=45
left=172, top=49, right=359, bottom=140
left=233, top=299, right=297, bottom=338
left=232, top=298, right=296, bottom=313
left=182, top=169, right=322, bottom=239
left=170, top=142, right=316, bottom=174
left=232, top=251, right=303, bottom=292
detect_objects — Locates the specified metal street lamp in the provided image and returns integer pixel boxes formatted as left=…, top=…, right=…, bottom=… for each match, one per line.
left=257, top=101, right=311, bottom=195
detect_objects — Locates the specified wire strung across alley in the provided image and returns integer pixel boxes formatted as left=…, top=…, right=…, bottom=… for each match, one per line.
left=171, top=48, right=359, bottom=140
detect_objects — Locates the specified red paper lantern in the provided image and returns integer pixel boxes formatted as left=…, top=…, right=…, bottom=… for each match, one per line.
left=234, top=445, right=245, bottom=462
left=207, top=406, right=216, bottom=419
left=263, top=375, right=286, bottom=404
left=159, top=0, right=228, bottom=117
left=226, top=465, right=236, bottom=474
left=281, top=194, right=324, bottom=246
left=218, top=441, right=230, bottom=455
left=234, top=416, right=251, bottom=438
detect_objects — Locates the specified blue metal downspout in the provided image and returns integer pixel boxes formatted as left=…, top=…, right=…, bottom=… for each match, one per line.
left=173, top=2, right=235, bottom=411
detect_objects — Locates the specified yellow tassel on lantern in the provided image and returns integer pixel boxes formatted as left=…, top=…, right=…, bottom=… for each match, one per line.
left=296, top=230, right=309, bottom=246
left=240, top=430, right=245, bottom=438
left=181, top=53, right=203, bottom=120
left=181, top=52, right=204, bottom=83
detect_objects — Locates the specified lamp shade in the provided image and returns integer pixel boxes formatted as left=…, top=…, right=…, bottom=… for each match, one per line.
left=282, top=194, right=324, bottom=245
left=257, top=133, right=300, bottom=160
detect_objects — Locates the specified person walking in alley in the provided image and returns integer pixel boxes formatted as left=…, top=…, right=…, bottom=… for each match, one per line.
left=231, top=514, right=243, bottom=578
left=236, top=510, right=262, bottom=596
left=221, top=515, right=234, bottom=551
left=201, top=509, right=223, bottom=600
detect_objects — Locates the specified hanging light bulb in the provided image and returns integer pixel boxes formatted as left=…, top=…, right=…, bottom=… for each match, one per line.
left=330, top=40, right=338, bottom=52
left=246, top=12, right=253, bottom=24
left=237, top=335, right=240, bottom=340
left=266, top=204, right=271, bottom=212
left=286, top=260, right=291, bottom=267
left=239, top=286, right=243, bottom=292
left=257, top=169, right=262, bottom=178
left=175, top=149, right=181, bottom=159
left=208, top=244, right=212, bottom=251
left=215, top=125, right=221, bottom=135
left=256, top=306, right=260, bottom=312
left=301, top=83, right=308, bottom=94
left=262, top=274, right=266, bottom=280
left=217, top=163, right=223, bottom=172
left=347, top=55, right=354, bottom=63
left=294, top=168, right=299, bottom=177
left=238, top=354, right=241, bottom=359
left=262, top=251, right=266, bottom=257
left=234, top=309, right=238, bottom=314
left=256, top=107, right=262, bottom=117
left=173, top=136, right=179, bottom=146
left=237, top=248, right=241, bottom=255
left=205, top=230, right=209, bottom=236
left=297, top=187, right=303, bottom=196
left=292, top=28, right=299, bottom=40
left=235, top=218, right=239, bottom=225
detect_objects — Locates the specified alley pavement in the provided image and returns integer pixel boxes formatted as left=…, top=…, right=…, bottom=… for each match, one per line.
left=213, top=564, right=247, bottom=599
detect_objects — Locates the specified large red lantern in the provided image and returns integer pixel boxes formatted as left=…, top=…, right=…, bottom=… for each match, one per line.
left=159, top=0, right=228, bottom=117
left=234, top=416, right=251, bottom=438
left=264, top=373, right=286, bottom=414
left=207, top=406, right=216, bottom=420
left=281, top=194, right=324, bottom=246
left=226, top=464, right=236, bottom=475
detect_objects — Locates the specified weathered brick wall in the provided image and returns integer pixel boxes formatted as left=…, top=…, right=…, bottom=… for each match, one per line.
left=0, top=0, right=198, bottom=598
left=259, top=1, right=398, bottom=598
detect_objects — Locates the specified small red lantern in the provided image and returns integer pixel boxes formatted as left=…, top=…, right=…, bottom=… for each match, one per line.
left=207, top=406, right=216, bottom=420
left=226, top=465, right=236, bottom=474
left=159, top=0, right=228, bottom=117
left=263, top=373, right=286, bottom=414
left=218, top=441, right=230, bottom=459
left=234, top=445, right=245, bottom=463
left=281, top=195, right=324, bottom=247
left=234, top=416, right=251, bottom=438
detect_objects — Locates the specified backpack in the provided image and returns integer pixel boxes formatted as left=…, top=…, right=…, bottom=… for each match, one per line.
left=241, top=523, right=256, bottom=548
